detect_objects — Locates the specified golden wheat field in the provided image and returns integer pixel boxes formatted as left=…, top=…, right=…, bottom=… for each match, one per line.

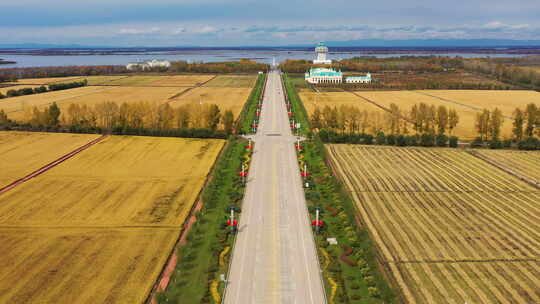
left=0, top=134, right=224, bottom=303
left=474, top=149, right=540, bottom=185
left=327, top=144, right=540, bottom=304
left=148, top=74, right=216, bottom=86
left=0, top=86, right=109, bottom=117
left=423, top=90, right=540, bottom=117
left=0, top=227, right=177, bottom=304
left=204, top=75, right=257, bottom=88
left=0, top=131, right=99, bottom=186
left=0, top=86, right=187, bottom=121
left=169, top=86, right=253, bottom=117
left=6, top=77, right=85, bottom=85
left=299, top=90, right=540, bottom=140
left=0, top=136, right=224, bottom=226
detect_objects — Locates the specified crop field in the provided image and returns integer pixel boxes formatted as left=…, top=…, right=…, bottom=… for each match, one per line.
left=0, top=86, right=187, bottom=121
left=474, top=149, right=540, bottom=185
left=6, top=77, right=85, bottom=85
left=0, top=131, right=99, bottom=186
left=169, top=86, right=253, bottom=117
left=299, top=90, right=540, bottom=139
left=1, top=74, right=256, bottom=123
left=0, top=86, right=109, bottom=118
left=327, top=144, right=540, bottom=303
left=204, top=75, right=257, bottom=88
left=0, top=135, right=224, bottom=303
left=0, top=227, right=177, bottom=304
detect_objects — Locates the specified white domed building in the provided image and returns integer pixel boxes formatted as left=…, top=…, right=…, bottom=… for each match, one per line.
left=313, top=42, right=332, bottom=65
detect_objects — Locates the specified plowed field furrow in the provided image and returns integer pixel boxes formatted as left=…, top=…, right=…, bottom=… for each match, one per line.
left=500, top=262, right=540, bottom=303
left=489, top=262, right=534, bottom=303
left=443, top=263, right=492, bottom=304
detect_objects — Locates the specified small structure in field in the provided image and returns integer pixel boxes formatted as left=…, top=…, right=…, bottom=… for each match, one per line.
left=126, top=59, right=171, bottom=71
left=345, top=73, right=372, bottom=84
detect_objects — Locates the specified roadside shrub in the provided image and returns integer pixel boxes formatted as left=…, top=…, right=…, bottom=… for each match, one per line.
left=420, top=133, right=435, bottom=147
left=470, top=137, right=484, bottom=148
left=386, top=134, right=396, bottom=145
left=368, top=287, right=380, bottom=297
left=489, top=139, right=503, bottom=149
left=435, top=134, right=448, bottom=147
left=449, top=136, right=459, bottom=148
left=396, top=134, right=406, bottom=146
left=375, top=131, right=386, bottom=145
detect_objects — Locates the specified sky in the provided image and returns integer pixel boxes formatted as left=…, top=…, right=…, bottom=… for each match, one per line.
left=1, top=0, right=540, bottom=46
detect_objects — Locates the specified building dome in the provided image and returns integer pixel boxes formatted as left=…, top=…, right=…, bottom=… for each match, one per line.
left=315, top=42, right=328, bottom=53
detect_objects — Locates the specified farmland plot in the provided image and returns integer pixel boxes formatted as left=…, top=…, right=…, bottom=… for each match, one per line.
left=5, top=76, right=84, bottom=85
left=169, top=86, right=253, bottom=117
left=0, top=131, right=99, bottom=186
left=0, top=135, right=224, bottom=303
left=327, top=144, right=540, bottom=303
left=474, top=149, right=540, bottom=185
left=204, top=75, right=257, bottom=88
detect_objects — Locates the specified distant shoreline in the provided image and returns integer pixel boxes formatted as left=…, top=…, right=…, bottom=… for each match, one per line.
left=1, top=46, right=540, bottom=56
left=0, top=59, right=16, bottom=64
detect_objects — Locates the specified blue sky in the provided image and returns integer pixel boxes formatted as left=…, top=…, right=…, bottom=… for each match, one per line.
left=1, top=0, right=539, bottom=46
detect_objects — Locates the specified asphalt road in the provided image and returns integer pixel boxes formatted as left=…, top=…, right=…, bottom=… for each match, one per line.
left=224, top=69, right=326, bottom=304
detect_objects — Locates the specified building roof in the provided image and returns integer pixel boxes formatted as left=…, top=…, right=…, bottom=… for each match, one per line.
left=306, top=67, right=342, bottom=77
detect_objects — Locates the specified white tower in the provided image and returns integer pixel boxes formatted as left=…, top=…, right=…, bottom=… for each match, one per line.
left=313, top=42, right=331, bottom=64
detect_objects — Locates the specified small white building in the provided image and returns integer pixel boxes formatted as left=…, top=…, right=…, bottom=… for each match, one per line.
left=313, top=42, right=332, bottom=65
left=126, top=59, right=171, bottom=71
left=345, top=73, right=372, bottom=84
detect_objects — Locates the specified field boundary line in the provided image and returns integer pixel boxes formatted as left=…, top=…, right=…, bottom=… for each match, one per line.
left=0, top=134, right=108, bottom=195
left=347, top=91, right=415, bottom=124
left=145, top=139, right=228, bottom=304
left=414, top=91, right=514, bottom=120
left=166, top=75, right=219, bottom=101
left=466, top=149, right=540, bottom=190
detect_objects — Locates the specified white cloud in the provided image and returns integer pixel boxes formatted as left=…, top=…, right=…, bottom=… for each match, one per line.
left=118, top=27, right=161, bottom=35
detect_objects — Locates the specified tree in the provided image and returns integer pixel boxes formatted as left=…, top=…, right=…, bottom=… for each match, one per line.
left=206, top=104, right=221, bottom=131
left=489, top=108, right=503, bottom=141
left=435, top=105, right=448, bottom=135
left=222, top=110, right=234, bottom=134
left=47, top=102, right=61, bottom=126
left=177, top=106, right=191, bottom=129
left=448, top=109, right=459, bottom=135
left=475, top=109, right=490, bottom=141
left=311, top=107, right=322, bottom=130
left=524, top=103, right=538, bottom=137
left=512, top=108, right=525, bottom=140
left=0, top=109, right=8, bottom=126
left=375, top=131, right=386, bottom=145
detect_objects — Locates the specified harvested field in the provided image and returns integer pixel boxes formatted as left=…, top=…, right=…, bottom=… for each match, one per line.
left=102, top=75, right=165, bottom=86
left=0, top=135, right=224, bottom=303
left=327, top=144, right=540, bottom=303
left=148, top=75, right=215, bottom=87
left=169, top=86, right=252, bottom=117
left=0, top=86, right=186, bottom=121
left=474, top=149, right=540, bottom=185
left=300, top=90, right=540, bottom=140
left=6, top=77, right=84, bottom=85
left=0, top=86, right=108, bottom=117
left=423, top=90, right=540, bottom=118
left=204, top=75, right=257, bottom=88
left=0, top=131, right=99, bottom=186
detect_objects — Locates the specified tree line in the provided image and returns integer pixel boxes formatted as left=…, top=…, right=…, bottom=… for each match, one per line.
left=311, top=102, right=460, bottom=147
left=311, top=102, right=459, bottom=135
left=168, top=59, right=269, bottom=73
left=0, top=80, right=87, bottom=99
left=463, top=59, right=540, bottom=90
left=0, top=65, right=128, bottom=82
left=1, top=101, right=237, bottom=139
left=469, top=103, right=540, bottom=150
